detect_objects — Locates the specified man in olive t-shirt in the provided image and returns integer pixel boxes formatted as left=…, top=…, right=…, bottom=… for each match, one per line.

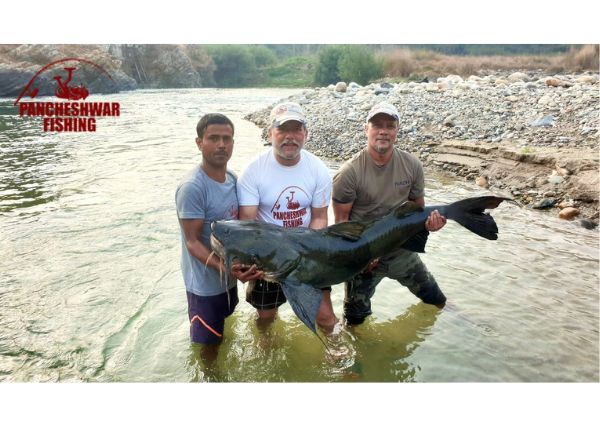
left=332, top=102, right=447, bottom=325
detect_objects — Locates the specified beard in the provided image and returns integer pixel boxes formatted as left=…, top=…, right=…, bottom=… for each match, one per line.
left=275, top=141, right=302, bottom=160
left=374, top=143, right=391, bottom=154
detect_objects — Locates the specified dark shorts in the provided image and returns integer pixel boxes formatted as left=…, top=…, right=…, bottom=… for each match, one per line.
left=187, top=286, right=238, bottom=345
left=344, top=249, right=446, bottom=325
left=246, top=279, right=331, bottom=310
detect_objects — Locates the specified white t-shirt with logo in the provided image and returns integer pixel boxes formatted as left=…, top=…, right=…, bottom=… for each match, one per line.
left=237, top=149, right=332, bottom=228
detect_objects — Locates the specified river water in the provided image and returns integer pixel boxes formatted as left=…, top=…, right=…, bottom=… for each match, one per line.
left=0, top=88, right=598, bottom=382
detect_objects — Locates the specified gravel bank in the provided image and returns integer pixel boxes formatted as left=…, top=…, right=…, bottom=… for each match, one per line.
left=245, top=72, right=599, bottom=227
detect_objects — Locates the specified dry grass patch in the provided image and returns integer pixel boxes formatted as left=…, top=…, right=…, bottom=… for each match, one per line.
left=381, top=45, right=599, bottom=79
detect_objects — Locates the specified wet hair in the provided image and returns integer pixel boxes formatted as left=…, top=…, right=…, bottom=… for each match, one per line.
left=196, top=113, right=234, bottom=138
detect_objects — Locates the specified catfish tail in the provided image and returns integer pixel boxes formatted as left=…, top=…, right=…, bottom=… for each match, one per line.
left=438, top=196, right=508, bottom=240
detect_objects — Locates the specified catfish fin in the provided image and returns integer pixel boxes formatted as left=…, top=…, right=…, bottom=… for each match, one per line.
left=279, top=281, right=323, bottom=335
left=324, top=221, right=366, bottom=241
left=400, top=230, right=429, bottom=253
left=393, top=201, right=423, bottom=218
left=440, top=196, right=509, bottom=241
left=264, top=256, right=300, bottom=281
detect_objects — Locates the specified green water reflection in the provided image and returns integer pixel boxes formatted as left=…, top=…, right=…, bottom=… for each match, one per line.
left=186, top=302, right=440, bottom=382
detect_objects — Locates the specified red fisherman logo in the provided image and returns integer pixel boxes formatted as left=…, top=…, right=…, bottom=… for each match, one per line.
left=270, top=186, right=309, bottom=227
left=53, top=67, right=89, bottom=101
left=228, top=204, right=238, bottom=219
left=14, top=58, right=121, bottom=132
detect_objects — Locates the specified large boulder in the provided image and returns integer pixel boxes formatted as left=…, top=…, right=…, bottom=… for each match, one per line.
left=335, top=82, right=347, bottom=93
left=0, top=45, right=138, bottom=97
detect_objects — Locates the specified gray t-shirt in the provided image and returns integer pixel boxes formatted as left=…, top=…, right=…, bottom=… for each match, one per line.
left=175, top=166, right=238, bottom=296
left=332, top=147, right=425, bottom=221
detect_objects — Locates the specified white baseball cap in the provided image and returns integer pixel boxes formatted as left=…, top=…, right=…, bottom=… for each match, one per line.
left=366, top=102, right=400, bottom=123
left=270, top=102, right=307, bottom=127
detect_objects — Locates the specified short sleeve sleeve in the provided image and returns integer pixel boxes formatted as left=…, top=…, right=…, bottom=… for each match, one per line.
left=311, top=163, right=332, bottom=208
left=237, top=164, right=260, bottom=206
left=176, top=182, right=206, bottom=219
left=409, top=159, right=425, bottom=200
left=332, top=163, right=357, bottom=204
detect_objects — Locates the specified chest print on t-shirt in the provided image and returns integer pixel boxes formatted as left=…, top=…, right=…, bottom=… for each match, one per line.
left=270, top=185, right=309, bottom=228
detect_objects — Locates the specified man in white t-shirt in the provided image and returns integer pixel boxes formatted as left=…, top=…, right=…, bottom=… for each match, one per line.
left=237, top=102, right=337, bottom=331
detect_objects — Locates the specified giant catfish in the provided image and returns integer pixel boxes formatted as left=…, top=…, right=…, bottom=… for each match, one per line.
left=210, top=195, right=508, bottom=334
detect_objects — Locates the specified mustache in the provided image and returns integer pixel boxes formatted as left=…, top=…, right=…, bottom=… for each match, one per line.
left=281, top=141, right=301, bottom=147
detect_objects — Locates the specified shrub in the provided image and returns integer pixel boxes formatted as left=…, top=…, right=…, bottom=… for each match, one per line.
left=313, top=45, right=344, bottom=86
left=248, top=45, right=277, bottom=68
left=313, top=45, right=384, bottom=86
left=338, top=46, right=384, bottom=85
left=206, top=45, right=258, bottom=87
left=561, top=44, right=599, bottom=71
left=383, top=48, right=415, bottom=77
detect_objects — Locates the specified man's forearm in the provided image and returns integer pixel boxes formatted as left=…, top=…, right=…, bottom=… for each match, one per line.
left=332, top=201, right=352, bottom=223
left=186, top=240, right=223, bottom=273
left=309, top=215, right=328, bottom=230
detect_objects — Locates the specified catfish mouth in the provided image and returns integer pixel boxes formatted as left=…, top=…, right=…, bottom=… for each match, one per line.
left=210, top=234, right=225, bottom=258
left=210, top=233, right=244, bottom=269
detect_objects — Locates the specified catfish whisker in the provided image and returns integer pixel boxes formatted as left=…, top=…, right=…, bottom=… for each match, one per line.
left=219, top=257, right=224, bottom=285
left=205, top=251, right=216, bottom=270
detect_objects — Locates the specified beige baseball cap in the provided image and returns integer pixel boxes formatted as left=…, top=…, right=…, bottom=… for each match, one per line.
left=366, top=102, right=400, bottom=123
left=270, top=102, right=307, bottom=127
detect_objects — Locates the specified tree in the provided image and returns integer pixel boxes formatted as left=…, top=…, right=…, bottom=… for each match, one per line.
left=337, top=46, right=384, bottom=86
left=207, top=45, right=258, bottom=87
left=248, top=45, right=277, bottom=68
left=313, top=45, right=384, bottom=87
left=313, top=45, right=344, bottom=86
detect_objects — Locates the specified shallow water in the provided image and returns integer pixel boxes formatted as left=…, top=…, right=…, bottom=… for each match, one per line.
left=0, top=88, right=597, bottom=382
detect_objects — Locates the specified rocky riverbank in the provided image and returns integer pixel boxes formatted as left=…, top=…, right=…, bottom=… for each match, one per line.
left=245, top=72, right=599, bottom=227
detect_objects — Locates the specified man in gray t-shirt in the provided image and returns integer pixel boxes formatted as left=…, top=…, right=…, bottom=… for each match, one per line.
left=332, top=102, right=447, bottom=325
left=176, top=113, right=260, bottom=354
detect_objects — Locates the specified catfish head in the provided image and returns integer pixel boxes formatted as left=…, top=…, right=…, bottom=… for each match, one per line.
left=210, top=220, right=300, bottom=282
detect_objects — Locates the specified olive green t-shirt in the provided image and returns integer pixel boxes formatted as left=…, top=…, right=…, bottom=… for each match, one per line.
left=332, top=148, right=425, bottom=221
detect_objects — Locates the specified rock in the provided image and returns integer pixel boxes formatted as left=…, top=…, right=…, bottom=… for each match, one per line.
left=559, top=207, right=580, bottom=219
left=558, top=200, right=574, bottom=209
left=529, top=115, right=555, bottom=127
left=374, top=87, right=390, bottom=95
left=567, top=170, right=599, bottom=202
left=335, top=82, right=347, bottom=92
left=547, top=174, right=564, bottom=185
left=348, top=82, right=361, bottom=90
left=475, top=176, right=489, bottom=188
left=577, top=75, right=597, bottom=84
left=537, top=94, right=554, bottom=105
left=0, top=53, right=136, bottom=97
left=545, top=77, right=573, bottom=88
left=579, top=219, right=598, bottom=230
left=555, top=165, right=570, bottom=176
left=532, top=198, right=557, bottom=209
left=443, top=115, right=457, bottom=127
left=508, top=72, right=528, bottom=82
